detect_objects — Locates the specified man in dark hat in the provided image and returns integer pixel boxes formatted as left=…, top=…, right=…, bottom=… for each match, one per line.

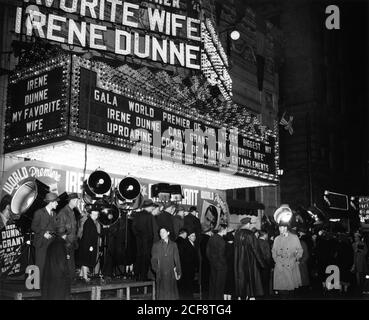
left=172, top=205, right=185, bottom=240
left=206, top=224, right=227, bottom=300
left=234, top=216, right=265, bottom=300
left=176, top=228, right=199, bottom=299
left=184, top=206, right=201, bottom=247
left=31, top=192, right=60, bottom=284
left=132, top=199, right=159, bottom=280
left=156, top=202, right=176, bottom=241
left=258, top=230, right=272, bottom=298
left=199, top=225, right=213, bottom=300
left=56, top=192, right=80, bottom=281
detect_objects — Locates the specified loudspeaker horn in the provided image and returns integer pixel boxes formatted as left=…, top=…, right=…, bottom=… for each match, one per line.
left=10, top=178, right=50, bottom=233
left=93, top=198, right=120, bottom=227
left=117, top=177, right=141, bottom=201
left=11, top=178, right=49, bottom=216
left=83, top=170, right=112, bottom=199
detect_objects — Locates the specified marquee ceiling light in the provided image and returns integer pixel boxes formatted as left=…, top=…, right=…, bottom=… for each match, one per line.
left=230, top=30, right=240, bottom=41
left=10, top=141, right=274, bottom=191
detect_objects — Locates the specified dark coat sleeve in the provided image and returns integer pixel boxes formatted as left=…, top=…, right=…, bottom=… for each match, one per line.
left=207, top=235, right=226, bottom=269
left=56, top=210, right=67, bottom=236
left=32, top=209, right=52, bottom=248
left=250, top=235, right=266, bottom=269
left=77, top=218, right=99, bottom=267
left=173, top=242, right=182, bottom=277
left=259, top=240, right=272, bottom=268
left=31, top=209, right=42, bottom=234
left=56, top=207, right=77, bottom=246
left=132, top=213, right=140, bottom=236
left=133, top=211, right=153, bottom=239
left=151, top=242, right=160, bottom=274
left=83, top=219, right=98, bottom=246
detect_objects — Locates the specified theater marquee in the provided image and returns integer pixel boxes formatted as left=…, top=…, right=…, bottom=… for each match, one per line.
left=71, top=56, right=278, bottom=182
left=4, top=55, right=279, bottom=187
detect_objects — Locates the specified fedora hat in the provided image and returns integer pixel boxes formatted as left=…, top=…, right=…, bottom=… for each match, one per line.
left=142, top=199, right=158, bottom=208
left=44, top=192, right=60, bottom=203
left=240, top=217, right=251, bottom=225
left=67, top=192, right=79, bottom=201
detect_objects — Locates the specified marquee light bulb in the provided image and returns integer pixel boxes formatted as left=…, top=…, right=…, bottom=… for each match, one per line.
left=230, top=30, right=240, bottom=41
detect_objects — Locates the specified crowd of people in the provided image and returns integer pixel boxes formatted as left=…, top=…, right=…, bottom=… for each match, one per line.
left=1, top=193, right=369, bottom=300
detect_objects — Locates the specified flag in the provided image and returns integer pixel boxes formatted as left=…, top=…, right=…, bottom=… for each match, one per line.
left=279, top=111, right=294, bottom=135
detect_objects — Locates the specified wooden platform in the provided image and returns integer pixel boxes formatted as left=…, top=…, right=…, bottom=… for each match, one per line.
left=0, top=278, right=155, bottom=300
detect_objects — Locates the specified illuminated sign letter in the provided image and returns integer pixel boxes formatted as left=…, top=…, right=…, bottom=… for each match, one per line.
left=90, top=24, right=107, bottom=50
left=60, top=0, right=78, bottom=13
left=68, top=20, right=87, bottom=47
left=185, top=45, right=200, bottom=70
left=115, top=30, right=131, bottom=55
left=122, top=2, right=138, bottom=28
left=47, top=14, right=66, bottom=43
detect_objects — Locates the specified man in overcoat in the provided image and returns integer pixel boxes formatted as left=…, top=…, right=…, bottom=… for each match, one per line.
left=151, top=227, right=182, bottom=300
left=31, top=192, right=59, bottom=284
left=199, top=227, right=212, bottom=300
left=184, top=206, right=201, bottom=246
left=132, top=199, right=158, bottom=280
left=234, top=217, right=265, bottom=299
left=206, top=224, right=227, bottom=300
left=56, top=192, right=79, bottom=281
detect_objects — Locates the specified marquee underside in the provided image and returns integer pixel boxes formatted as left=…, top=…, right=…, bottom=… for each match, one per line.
left=7, top=140, right=274, bottom=190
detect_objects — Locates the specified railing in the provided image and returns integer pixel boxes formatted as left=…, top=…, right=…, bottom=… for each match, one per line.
left=0, top=280, right=155, bottom=300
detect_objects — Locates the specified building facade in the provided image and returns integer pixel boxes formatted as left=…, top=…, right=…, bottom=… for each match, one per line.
left=0, top=0, right=282, bottom=223
left=250, top=0, right=369, bottom=212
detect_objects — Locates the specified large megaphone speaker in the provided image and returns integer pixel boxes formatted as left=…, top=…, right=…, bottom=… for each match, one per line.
left=83, top=170, right=112, bottom=203
left=11, top=178, right=50, bottom=216
left=117, top=177, right=141, bottom=201
left=93, top=198, right=120, bottom=227
left=10, top=178, right=50, bottom=233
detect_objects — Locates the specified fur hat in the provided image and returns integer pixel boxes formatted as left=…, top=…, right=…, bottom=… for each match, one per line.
left=274, top=204, right=292, bottom=225
left=142, top=199, right=158, bottom=208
